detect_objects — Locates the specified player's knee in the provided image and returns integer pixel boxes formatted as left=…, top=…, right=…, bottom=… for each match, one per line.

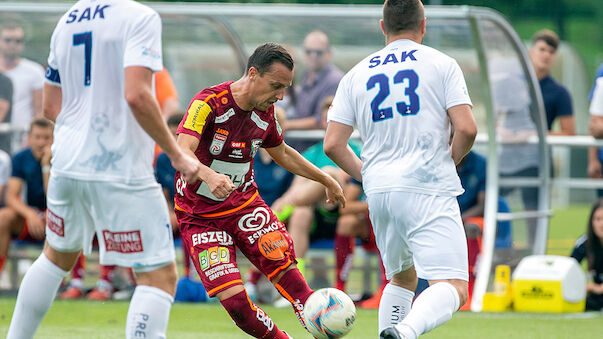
left=445, top=279, right=468, bottom=307
left=390, top=267, right=418, bottom=291
left=136, top=262, right=178, bottom=295
left=289, top=207, right=313, bottom=231
left=336, top=214, right=359, bottom=236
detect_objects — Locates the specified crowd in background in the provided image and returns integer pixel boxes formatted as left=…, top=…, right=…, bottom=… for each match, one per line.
left=0, top=18, right=602, bottom=311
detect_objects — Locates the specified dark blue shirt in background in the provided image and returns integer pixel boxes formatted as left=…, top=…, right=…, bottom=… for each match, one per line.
left=155, top=152, right=176, bottom=202
left=253, top=155, right=294, bottom=207
left=11, top=148, right=45, bottom=210
left=540, top=75, right=573, bottom=131
left=457, top=151, right=487, bottom=214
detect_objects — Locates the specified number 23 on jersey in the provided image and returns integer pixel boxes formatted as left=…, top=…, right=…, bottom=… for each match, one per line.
left=367, top=69, right=420, bottom=122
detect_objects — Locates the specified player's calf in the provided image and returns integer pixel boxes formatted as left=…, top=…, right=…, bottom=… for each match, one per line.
left=273, top=267, right=314, bottom=328
left=220, top=289, right=289, bottom=339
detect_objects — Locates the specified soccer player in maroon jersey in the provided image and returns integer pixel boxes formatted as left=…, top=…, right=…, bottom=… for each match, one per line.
left=175, top=43, right=346, bottom=338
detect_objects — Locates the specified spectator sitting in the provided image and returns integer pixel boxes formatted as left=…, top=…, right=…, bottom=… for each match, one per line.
left=0, top=118, right=52, bottom=281
left=272, top=96, right=361, bottom=292
left=285, top=30, right=343, bottom=152
left=0, top=22, right=45, bottom=152
left=0, top=71, right=12, bottom=152
left=570, top=199, right=603, bottom=311
left=0, top=148, right=9, bottom=206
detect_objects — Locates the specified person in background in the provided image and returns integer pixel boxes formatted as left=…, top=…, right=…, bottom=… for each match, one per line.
left=0, top=72, right=13, bottom=152
left=155, top=67, right=180, bottom=118
left=0, top=148, right=9, bottom=206
left=586, top=64, right=603, bottom=196
left=528, top=29, right=574, bottom=136
left=0, top=118, right=52, bottom=283
left=271, top=96, right=362, bottom=293
left=285, top=30, right=343, bottom=152
left=0, top=22, right=44, bottom=153
left=571, top=199, right=603, bottom=311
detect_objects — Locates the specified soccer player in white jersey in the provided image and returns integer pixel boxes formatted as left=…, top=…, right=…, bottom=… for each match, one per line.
left=324, top=1, right=477, bottom=338
left=7, top=1, right=201, bottom=338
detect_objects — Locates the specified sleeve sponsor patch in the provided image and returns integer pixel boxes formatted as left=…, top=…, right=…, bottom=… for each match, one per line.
left=184, top=99, right=212, bottom=134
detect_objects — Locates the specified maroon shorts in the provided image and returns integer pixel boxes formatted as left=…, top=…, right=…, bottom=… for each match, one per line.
left=177, top=197, right=296, bottom=297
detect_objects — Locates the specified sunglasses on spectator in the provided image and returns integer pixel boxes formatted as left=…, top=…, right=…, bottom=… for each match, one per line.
left=304, top=49, right=326, bottom=56
left=3, top=38, right=24, bottom=44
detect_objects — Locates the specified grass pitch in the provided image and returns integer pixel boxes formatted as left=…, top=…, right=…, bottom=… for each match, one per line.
left=1, top=204, right=602, bottom=337
left=0, top=299, right=602, bottom=338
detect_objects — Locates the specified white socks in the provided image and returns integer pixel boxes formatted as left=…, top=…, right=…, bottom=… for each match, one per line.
left=7, top=253, right=68, bottom=339
left=126, top=285, right=174, bottom=339
left=395, top=282, right=460, bottom=339
left=378, top=283, right=414, bottom=334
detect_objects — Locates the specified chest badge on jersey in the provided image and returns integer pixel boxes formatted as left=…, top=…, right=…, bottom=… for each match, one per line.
left=250, top=139, right=263, bottom=158
left=210, top=129, right=229, bottom=155
left=215, top=108, right=235, bottom=124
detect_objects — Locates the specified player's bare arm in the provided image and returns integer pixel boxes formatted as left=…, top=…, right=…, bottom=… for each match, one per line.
left=5, top=177, right=44, bottom=239
left=589, top=116, right=603, bottom=139
left=266, top=142, right=346, bottom=207
left=588, top=147, right=602, bottom=178
left=448, top=104, right=477, bottom=165
left=42, top=83, right=62, bottom=122
left=323, top=121, right=363, bottom=182
left=33, top=88, right=44, bottom=117
left=177, top=133, right=235, bottom=199
left=124, top=66, right=200, bottom=182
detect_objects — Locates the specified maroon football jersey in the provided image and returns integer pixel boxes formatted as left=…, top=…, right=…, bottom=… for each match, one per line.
left=175, top=81, right=284, bottom=216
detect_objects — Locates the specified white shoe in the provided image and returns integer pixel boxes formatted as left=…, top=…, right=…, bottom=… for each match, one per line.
left=244, top=282, right=258, bottom=303
left=273, top=296, right=290, bottom=308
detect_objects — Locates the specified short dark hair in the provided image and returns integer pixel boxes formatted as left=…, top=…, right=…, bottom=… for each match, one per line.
left=246, top=43, right=294, bottom=76
left=383, top=0, right=424, bottom=35
left=29, top=117, right=53, bottom=133
left=532, top=29, right=559, bottom=51
left=167, top=112, right=184, bottom=127
left=0, top=22, right=24, bottom=34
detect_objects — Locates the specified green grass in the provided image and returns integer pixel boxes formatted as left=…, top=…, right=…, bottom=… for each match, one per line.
left=0, top=204, right=601, bottom=337
left=0, top=299, right=602, bottom=338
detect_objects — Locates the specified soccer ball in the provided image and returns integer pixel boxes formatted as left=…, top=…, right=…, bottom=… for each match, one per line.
left=303, top=288, right=356, bottom=339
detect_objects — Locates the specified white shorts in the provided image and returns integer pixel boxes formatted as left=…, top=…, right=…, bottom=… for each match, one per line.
left=45, top=175, right=175, bottom=269
left=367, top=191, right=468, bottom=281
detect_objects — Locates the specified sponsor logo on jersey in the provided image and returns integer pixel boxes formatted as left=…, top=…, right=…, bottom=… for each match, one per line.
left=66, top=4, right=110, bottom=24
left=184, top=100, right=212, bottom=134
left=231, top=141, right=246, bottom=148
left=247, top=220, right=282, bottom=245
left=141, top=46, right=161, bottom=60
left=210, top=132, right=228, bottom=155
left=250, top=139, right=262, bottom=158
left=176, top=175, right=187, bottom=196
left=47, top=209, right=64, bottom=237
left=192, top=231, right=233, bottom=246
left=258, top=231, right=288, bottom=260
left=251, top=112, right=269, bottom=130
left=215, top=108, right=235, bottom=124
left=102, top=230, right=143, bottom=253
left=238, top=207, right=271, bottom=232
left=274, top=111, right=283, bottom=135
left=229, top=149, right=243, bottom=159
left=369, top=49, right=418, bottom=68
left=199, top=246, right=230, bottom=271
